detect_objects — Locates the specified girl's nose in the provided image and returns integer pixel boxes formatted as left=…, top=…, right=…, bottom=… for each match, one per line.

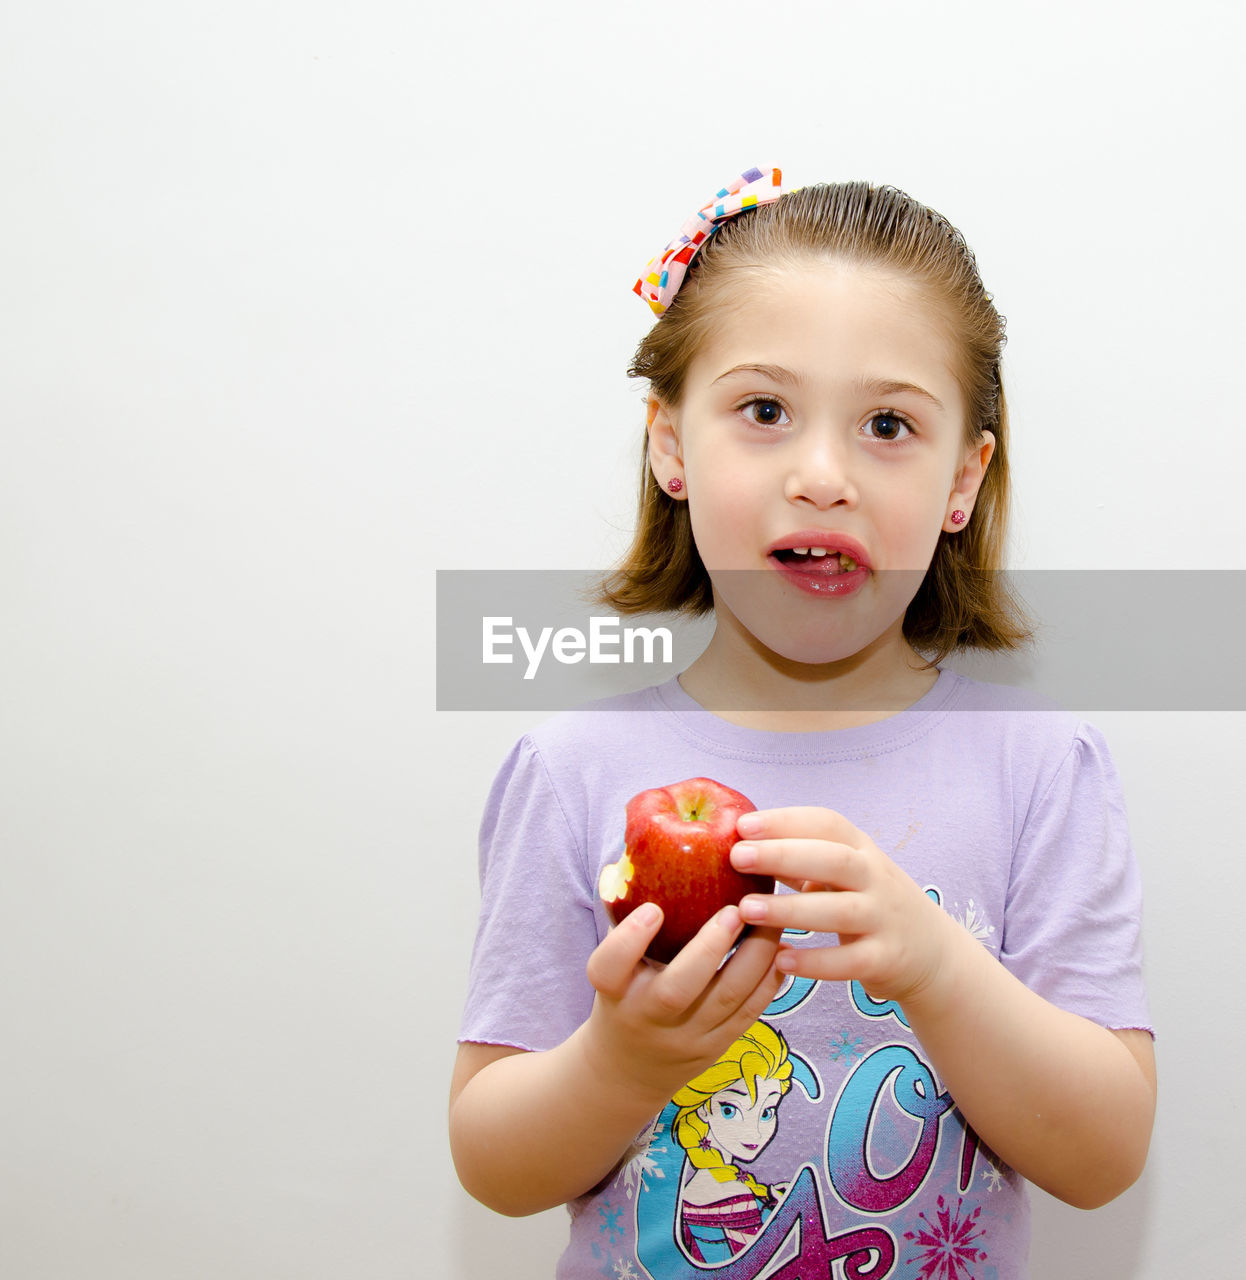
left=783, top=435, right=859, bottom=510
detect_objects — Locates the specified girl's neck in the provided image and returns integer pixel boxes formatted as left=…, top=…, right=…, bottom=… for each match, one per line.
left=677, top=620, right=938, bottom=733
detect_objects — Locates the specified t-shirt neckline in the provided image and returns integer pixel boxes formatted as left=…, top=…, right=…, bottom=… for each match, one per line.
left=649, top=667, right=965, bottom=763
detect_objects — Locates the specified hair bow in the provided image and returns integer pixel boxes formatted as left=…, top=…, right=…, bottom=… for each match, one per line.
left=633, top=167, right=786, bottom=316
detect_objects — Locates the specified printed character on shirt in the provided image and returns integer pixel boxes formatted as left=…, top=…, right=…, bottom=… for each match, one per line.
left=670, top=1021, right=792, bottom=1261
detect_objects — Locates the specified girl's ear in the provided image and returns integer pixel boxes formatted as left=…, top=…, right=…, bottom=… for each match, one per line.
left=647, top=396, right=687, bottom=499
left=944, top=430, right=995, bottom=530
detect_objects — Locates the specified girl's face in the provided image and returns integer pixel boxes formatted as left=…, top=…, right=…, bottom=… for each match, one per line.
left=700, top=1078, right=784, bottom=1165
left=650, top=262, right=993, bottom=671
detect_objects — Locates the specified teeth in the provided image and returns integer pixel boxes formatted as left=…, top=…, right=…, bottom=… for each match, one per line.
left=786, top=546, right=854, bottom=557
left=782, top=547, right=862, bottom=570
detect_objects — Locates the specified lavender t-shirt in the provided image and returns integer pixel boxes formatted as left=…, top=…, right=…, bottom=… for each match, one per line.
left=459, top=671, right=1151, bottom=1279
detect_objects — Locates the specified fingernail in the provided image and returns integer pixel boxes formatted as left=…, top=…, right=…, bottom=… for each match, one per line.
left=737, top=813, right=763, bottom=836
left=633, top=902, right=661, bottom=927
left=716, top=905, right=741, bottom=932
left=732, top=842, right=757, bottom=868
left=738, top=896, right=766, bottom=923
left=776, top=950, right=798, bottom=972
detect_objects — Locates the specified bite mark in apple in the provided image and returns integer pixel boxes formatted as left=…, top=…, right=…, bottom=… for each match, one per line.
left=597, top=851, right=634, bottom=904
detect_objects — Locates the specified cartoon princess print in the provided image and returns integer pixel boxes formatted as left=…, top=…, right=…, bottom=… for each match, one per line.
left=670, top=1021, right=793, bottom=1262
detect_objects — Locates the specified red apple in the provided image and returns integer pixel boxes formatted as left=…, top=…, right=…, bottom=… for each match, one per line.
left=598, top=777, right=774, bottom=964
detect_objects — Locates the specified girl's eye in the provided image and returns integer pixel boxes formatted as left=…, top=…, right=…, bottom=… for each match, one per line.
left=863, top=410, right=914, bottom=442
left=717, top=1102, right=739, bottom=1120
left=741, top=398, right=790, bottom=428
left=761, top=1107, right=776, bottom=1122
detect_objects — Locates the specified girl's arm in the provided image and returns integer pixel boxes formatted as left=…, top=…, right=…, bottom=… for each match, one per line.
left=449, top=903, right=784, bottom=1217
left=891, top=923, right=1155, bottom=1209
left=731, top=807, right=1156, bottom=1210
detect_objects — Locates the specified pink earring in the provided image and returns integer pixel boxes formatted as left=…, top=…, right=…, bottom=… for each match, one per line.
left=666, top=477, right=684, bottom=495
left=950, top=510, right=966, bottom=526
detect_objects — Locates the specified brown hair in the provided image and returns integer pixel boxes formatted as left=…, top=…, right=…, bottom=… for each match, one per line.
left=597, top=181, right=1031, bottom=662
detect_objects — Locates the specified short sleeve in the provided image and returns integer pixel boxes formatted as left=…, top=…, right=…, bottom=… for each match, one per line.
left=457, top=735, right=601, bottom=1051
left=1000, top=723, right=1152, bottom=1035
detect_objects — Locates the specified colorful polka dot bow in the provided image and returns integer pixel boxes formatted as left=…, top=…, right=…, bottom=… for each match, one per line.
left=633, top=167, right=786, bottom=315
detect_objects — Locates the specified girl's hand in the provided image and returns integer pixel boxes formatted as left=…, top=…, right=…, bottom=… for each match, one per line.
left=582, top=902, right=784, bottom=1108
left=730, top=806, right=961, bottom=1008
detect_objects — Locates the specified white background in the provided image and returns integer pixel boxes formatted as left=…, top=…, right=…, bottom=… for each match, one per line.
left=2, top=1, right=1243, bottom=1276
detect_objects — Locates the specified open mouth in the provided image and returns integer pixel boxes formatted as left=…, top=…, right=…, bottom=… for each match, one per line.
left=767, top=542, right=869, bottom=597
left=770, top=547, right=860, bottom=574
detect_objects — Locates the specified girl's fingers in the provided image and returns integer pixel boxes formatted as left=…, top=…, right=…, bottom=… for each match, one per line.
left=589, top=905, right=786, bottom=1026
left=643, top=905, right=751, bottom=1020
left=586, top=902, right=665, bottom=1000
left=698, top=925, right=786, bottom=1030
left=773, top=938, right=868, bottom=985
left=738, top=805, right=862, bottom=844
left=732, top=837, right=871, bottom=891
left=694, top=923, right=782, bottom=1005
left=738, top=888, right=871, bottom=935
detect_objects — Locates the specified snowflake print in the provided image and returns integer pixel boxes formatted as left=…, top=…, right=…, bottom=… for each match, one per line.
left=829, top=1031, right=865, bottom=1063
left=954, top=899, right=996, bottom=946
left=621, top=1142, right=666, bottom=1200
left=613, top=1260, right=640, bottom=1280
left=597, top=1200, right=624, bottom=1244
left=620, top=1119, right=667, bottom=1200
left=903, top=1195, right=987, bottom=1279
left=980, top=1163, right=1005, bottom=1193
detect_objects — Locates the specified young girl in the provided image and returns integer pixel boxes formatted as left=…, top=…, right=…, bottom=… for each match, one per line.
left=449, top=170, right=1156, bottom=1278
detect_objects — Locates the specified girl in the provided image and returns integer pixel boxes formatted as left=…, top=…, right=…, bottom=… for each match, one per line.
left=449, top=171, right=1155, bottom=1279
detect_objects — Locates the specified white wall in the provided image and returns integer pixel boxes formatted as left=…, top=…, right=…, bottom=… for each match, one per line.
left=2, top=1, right=1242, bottom=1275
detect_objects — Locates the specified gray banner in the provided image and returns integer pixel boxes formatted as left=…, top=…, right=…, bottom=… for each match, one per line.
left=436, top=570, right=1246, bottom=711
